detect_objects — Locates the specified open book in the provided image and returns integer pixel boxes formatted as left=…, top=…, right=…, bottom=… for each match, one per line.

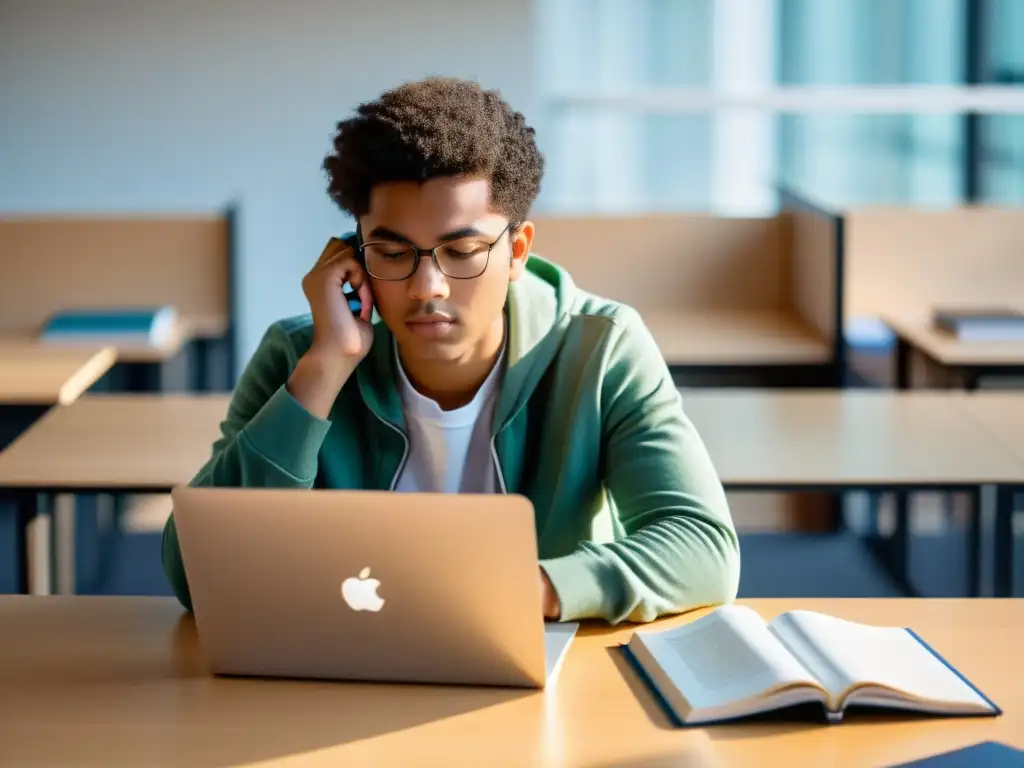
left=623, top=605, right=1000, bottom=725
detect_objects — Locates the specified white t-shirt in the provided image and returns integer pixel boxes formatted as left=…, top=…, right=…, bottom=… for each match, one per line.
left=393, top=341, right=505, bottom=494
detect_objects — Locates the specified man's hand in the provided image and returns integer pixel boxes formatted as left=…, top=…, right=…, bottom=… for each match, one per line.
left=302, top=237, right=375, bottom=360
left=287, top=238, right=375, bottom=419
left=540, top=567, right=561, bottom=620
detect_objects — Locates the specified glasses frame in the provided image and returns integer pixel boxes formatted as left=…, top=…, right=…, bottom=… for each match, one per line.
left=357, top=222, right=515, bottom=281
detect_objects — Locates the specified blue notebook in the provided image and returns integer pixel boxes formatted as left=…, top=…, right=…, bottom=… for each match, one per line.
left=41, top=306, right=179, bottom=346
left=621, top=605, right=1001, bottom=726
left=890, top=741, right=1023, bottom=766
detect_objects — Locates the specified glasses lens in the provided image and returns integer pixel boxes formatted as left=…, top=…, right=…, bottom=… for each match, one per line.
left=435, top=241, right=490, bottom=279
left=362, top=244, right=416, bottom=279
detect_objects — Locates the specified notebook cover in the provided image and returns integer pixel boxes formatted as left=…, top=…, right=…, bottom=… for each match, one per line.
left=43, top=307, right=171, bottom=333
left=889, top=741, right=1023, bottom=767
left=619, top=644, right=687, bottom=727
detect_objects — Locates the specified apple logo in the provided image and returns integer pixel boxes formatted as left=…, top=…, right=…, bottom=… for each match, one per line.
left=341, top=567, right=385, bottom=612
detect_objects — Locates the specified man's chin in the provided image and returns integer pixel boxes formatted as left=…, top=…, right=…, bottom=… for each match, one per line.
left=396, top=331, right=464, bottom=362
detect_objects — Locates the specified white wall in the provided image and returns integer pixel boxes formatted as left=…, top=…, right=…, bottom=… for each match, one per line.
left=0, top=0, right=536, bottom=366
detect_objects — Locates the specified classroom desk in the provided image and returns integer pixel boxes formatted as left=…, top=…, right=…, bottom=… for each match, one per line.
left=0, top=339, right=118, bottom=456
left=1, top=327, right=188, bottom=393
left=0, top=596, right=1018, bottom=767
left=885, top=316, right=1024, bottom=390
left=680, top=389, right=1024, bottom=596
left=0, top=340, right=116, bottom=420
left=0, top=343, right=119, bottom=596
left=645, top=309, right=833, bottom=366
left=642, top=309, right=838, bottom=387
left=957, top=393, right=1024, bottom=597
left=0, top=394, right=229, bottom=594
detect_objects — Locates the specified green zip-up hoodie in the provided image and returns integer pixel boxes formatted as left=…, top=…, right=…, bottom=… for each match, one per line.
left=162, top=253, right=740, bottom=624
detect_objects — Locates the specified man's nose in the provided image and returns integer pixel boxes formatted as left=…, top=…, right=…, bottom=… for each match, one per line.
left=408, top=253, right=449, bottom=300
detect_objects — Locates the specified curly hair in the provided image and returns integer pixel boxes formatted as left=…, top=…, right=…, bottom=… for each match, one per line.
left=323, top=77, right=544, bottom=224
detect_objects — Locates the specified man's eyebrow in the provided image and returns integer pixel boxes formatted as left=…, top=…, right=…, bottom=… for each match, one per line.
left=365, top=225, right=490, bottom=246
left=437, top=227, right=487, bottom=242
left=366, top=226, right=413, bottom=244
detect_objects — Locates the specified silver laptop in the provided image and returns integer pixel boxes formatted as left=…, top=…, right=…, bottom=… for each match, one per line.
left=170, top=486, right=577, bottom=689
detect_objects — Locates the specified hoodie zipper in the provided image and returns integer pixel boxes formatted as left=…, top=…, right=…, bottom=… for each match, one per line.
left=368, top=409, right=410, bottom=491
left=376, top=410, right=507, bottom=494
left=370, top=389, right=510, bottom=494
left=490, top=433, right=509, bottom=495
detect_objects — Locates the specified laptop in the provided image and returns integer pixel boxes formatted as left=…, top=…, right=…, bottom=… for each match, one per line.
left=170, top=486, right=577, bottom=689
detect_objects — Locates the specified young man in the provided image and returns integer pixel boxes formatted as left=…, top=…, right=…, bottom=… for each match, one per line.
left=162, top=76, right=739, bottom=624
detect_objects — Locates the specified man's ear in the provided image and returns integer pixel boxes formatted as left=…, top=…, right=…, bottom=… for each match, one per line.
left=508, top=220, right=534, bottom=282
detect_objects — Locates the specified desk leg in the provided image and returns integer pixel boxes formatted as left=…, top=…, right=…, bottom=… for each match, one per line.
left=894, top=337, right=912, bottom=390
left=994, top=485, right=1017, bottom=597
left=14, top=492, right=40, bottom=595
left=190, top=338, right=211, bottom=392
left=882, top=337, right=912, bottom=543
left=1, top=406, right=50, bottom=595
left=54, top=494, right=76, bottom=595
left=890, top=491, right=911, bottom=592
left=866, top=490, right=916, bottom=597
left=962, top=368, right=981, bottom=392
left=966, top=487, right=982, bottom=597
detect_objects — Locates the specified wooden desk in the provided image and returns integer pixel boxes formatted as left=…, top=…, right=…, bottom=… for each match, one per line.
left=0, top=344, right=118, bottom=597
left=0, top=596, right=1018, bottom=767
left=0, top=394, right=229, bottom=595
left=0, top=394, right=228, bottom=491
left=680, top=389, right=1024, bottom=596
left=0, top=340, right=116, bottom=411
left=644, top=309, right=832, bottom=368
left=957, top=393, right=1024, bottom=597
left=958, top=394, right=1024, bottom=465
left=885, top=316, right=1024, bottom=390
left=681, top=389, right=1022, bottom=488
left=0, top=329, right=190, bottom=400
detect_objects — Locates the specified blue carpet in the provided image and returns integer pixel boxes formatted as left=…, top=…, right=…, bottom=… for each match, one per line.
left=737, top=533, right=904, bottom=598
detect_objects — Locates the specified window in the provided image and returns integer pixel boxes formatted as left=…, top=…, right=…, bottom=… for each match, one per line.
left=535, top=0, right=1024, bottom=213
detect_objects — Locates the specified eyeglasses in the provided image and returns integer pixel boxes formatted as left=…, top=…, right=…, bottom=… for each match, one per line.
left=358, top=222, right=513, bottom=281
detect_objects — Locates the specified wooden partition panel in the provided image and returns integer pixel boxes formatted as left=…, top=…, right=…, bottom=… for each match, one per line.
left=529, top=214, right=789, bottom=312
left=0, top=214, right=231, bottom=337
left=844, top=206, right=1024, bottom=323
left=783, top=199, right=842, bottom=346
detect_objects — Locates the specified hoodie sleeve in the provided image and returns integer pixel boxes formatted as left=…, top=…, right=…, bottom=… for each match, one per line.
left=161, top=323, right=332, bottom=610
left=539, top=312, right=740, bottom=624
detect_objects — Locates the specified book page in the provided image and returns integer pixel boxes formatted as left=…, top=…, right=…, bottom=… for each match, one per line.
left=640, top=605, right=821, bottom=712
left=775, top=610, right=992, bottom=711
left=769, top=614, right=847, bottom=699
